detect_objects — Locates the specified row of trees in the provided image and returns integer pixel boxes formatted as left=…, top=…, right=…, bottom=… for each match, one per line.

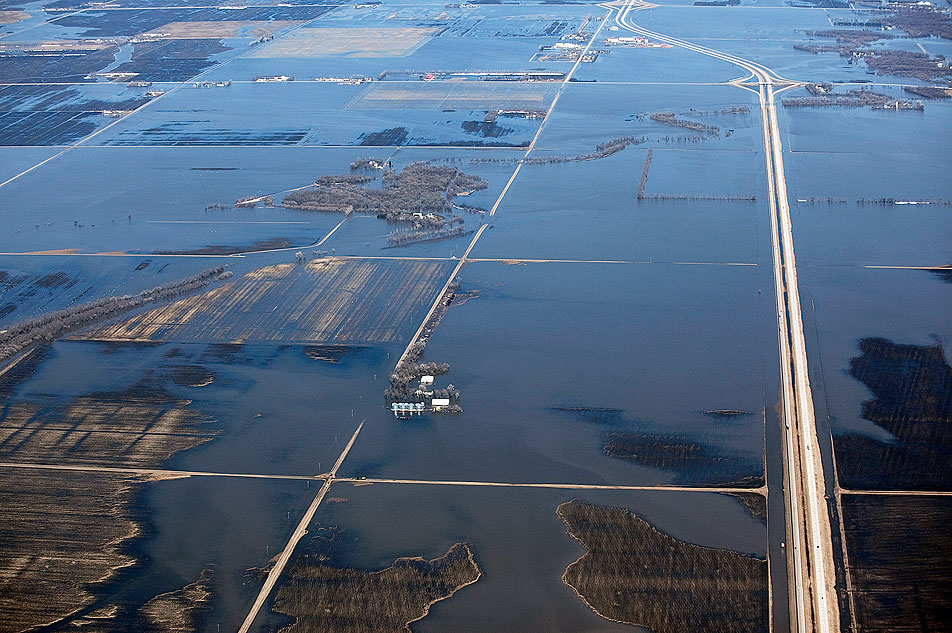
left=384, top=279, right=463, bottom=404
left=637, top=149, right=653, bottom=200
left=387, top=225, right=466, bottom=246
left=525, top=136, right=649, bottom=164
left=234, top=196, right=272, bottom=208
left=858, top=198, right=952, bottom=205
left=639, top=193, right=756, bottom=202
left=783, top=89, right=923, bottom=111
left=385, top=361, right=451, bottom=403
left=0, top=267, right=226, bottom=363
left=649, top=112, right=720, bottom=136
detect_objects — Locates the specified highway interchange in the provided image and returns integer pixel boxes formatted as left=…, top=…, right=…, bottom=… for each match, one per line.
left=609, top=2, right=839, bottom=630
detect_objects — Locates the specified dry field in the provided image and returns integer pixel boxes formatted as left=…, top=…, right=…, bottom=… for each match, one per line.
left=250, top=27, right=437, bottom=58
left=348, top=82, right=554, bottom=111
left=143, top=20, right=303, bottom=39
left=0, top=11, right=29, bottom=25
left=78, top=259, right=452, bottom=345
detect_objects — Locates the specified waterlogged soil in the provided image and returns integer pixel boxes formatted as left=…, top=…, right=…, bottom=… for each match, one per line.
left=837, top=337, right=952, bottom=490
left=0, top=469, right=139, bottom=632
left=259, top=483, right=766, bottom=633
left=559, top=501, right=768, bottom=633
left=842, top=494, right=952, bottom=632
left=272, top=542, right=481, bottom=633
left=553, top=408, right=764, bottom=487
left=0, top=269, right=80, bottom=324
left=0, top=368, right=218, bottom=468
left=604, top=431, right=764, bottom=488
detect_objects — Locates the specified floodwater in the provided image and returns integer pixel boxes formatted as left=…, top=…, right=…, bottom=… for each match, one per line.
left=0, top=0, right=949, bottom=629
left=98, top=475, right=316, bottom=632
left=342, top=260, right=778, bottom=486
left=251, top=483, right=767, bottom=633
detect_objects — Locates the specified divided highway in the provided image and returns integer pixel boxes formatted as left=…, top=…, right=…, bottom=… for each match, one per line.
left=609, top=2, right=840, bottom=631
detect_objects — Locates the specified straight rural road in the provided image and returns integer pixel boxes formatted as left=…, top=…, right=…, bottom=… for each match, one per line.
left=237, top=421, right=364, bottom=633
left=337, top=477, right=765, bottom=495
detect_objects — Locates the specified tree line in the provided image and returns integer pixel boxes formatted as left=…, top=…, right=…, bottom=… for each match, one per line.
left=0, top=267, right=226, bottom=363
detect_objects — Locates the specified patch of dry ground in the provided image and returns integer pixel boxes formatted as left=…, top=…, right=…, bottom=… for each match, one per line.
left=0, top=11, right=29, bottom=25
left=250, top=27, right=437, bottom=58
left=842, top=494, right=952, bottom=632
left=143, top=20, right=302, bottom=39
left=142, top=567, right=214, bottom=632
left=349, top=82, right=554, bottom=110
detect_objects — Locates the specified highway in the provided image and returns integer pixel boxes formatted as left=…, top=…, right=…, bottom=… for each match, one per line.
left=609, top=1, right=839, bottom=631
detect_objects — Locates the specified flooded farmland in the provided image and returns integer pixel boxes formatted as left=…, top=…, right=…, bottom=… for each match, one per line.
left=0, top=0, right=949, bottom=630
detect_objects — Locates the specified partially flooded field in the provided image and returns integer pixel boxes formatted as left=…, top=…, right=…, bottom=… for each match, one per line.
left=798, top=266, right=952, bottom=491
left=0, top=84, right=151, bottom=146
left=837, top=337, right=952, bottom=490
left=0, top=268, right=82, bottom=321
left=1, top=339, right=386, bottom=476
left=251, top=484, right=767, bottom=633
left=0, top=375, right=217, bottom=467
left=559, top=500, right=768, bottom=633
left=80, top=258, right=453, bottom=345
left=0, top=469, right=138, bottom=631
left=95, top=80, right=546, bottom=147
left=0, top=341, right=217, bottom=468
left=0, top=469, right=317, bottom=632
left=0, top=256, right=241, bottom=328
